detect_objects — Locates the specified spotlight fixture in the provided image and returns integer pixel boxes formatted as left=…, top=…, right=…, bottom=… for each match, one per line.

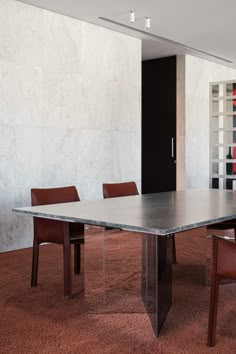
left=130, top=10, right=135, bottom=23
left=145, top=16, right=151, bottom=29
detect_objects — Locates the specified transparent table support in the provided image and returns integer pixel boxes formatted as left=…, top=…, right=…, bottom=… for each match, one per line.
left=84, top=226, right=145, bottom=314
left=84, top=226, right=173, bottom=336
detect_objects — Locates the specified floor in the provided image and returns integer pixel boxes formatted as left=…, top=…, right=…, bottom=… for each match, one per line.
left=0, top=227, right=235, bottom=353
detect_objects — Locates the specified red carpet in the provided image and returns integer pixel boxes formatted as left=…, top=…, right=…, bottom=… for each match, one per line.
left=0, top=227, right=236, bottom=353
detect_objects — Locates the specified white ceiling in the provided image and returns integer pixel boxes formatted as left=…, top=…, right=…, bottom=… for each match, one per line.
left=18, top=0, right=236, bottom=67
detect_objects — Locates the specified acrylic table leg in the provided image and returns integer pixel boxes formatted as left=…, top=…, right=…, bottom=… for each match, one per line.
left=142, top=234, right=172, bottom=335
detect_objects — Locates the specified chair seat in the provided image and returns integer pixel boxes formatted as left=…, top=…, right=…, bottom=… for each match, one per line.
left=69, top=222, right=84, bottom=243
left=70, top=233, right=84, bottom=243
left=208, top=224, right=235, bottom=230
left=207, top=220, right=236, bottom=230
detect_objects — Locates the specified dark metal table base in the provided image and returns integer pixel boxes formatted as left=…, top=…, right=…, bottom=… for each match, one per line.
left=142, top=234, right=173, bottom=335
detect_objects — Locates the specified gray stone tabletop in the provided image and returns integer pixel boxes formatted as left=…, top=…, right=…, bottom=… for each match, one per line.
left=12, top=190, right=236, bottom=235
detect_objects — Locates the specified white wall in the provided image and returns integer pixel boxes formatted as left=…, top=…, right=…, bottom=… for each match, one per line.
left=176, top=55, right=185, bottom=190
left=185, top=55, right=236, bottom=189
left=0, top=0, right=141, bottom=252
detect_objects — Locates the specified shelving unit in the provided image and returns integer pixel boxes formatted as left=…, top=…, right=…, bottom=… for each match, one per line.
left=210, top=80, right=236, bottom=189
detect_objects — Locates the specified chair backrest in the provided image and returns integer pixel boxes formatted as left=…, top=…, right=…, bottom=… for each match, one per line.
left=31, top=186, right=80, bottom=244
left=31, top=186, right=80, bottom=206
left=213, top=236, right=236, bottom=280
left=103, top=181, right=139, bottom=199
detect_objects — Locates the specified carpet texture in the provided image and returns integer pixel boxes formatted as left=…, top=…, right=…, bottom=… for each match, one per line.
left=0, top=227, right=236, bottom=353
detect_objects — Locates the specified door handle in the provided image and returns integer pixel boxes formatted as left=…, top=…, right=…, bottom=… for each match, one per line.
left=171, top=137, right=174, bottom=158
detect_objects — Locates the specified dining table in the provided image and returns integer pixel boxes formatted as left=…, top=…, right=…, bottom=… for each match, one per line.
left=13, top=189, right=236, bottom=336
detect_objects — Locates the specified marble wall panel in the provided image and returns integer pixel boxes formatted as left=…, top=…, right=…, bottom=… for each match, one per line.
left=0, top=0, right=141, bottom=252
left=0, top=61, right=42, bottom=127
left=112, top=131, right=141, bottom=191
left=0, top=0, right=44, bottom=68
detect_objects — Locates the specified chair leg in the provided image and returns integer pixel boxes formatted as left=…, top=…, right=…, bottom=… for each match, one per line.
left=63, top=222, right=72, bottom=298
left=74, top=244, right=81, bottom=274
left=172, top=234, right=177, bottom=264
left=208, top=274, right=220, bottom=347
left=31, top=238, right=39, bottom=287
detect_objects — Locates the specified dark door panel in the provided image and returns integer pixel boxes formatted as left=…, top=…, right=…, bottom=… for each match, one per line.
left=142, top=56, right=176, bottom=194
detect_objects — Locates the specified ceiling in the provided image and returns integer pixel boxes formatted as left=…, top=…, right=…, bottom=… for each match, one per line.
left=18, top=0, right=236, bottom=67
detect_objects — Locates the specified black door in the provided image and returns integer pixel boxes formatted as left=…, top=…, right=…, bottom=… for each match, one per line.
left=142, top=56, right=176, bottom=194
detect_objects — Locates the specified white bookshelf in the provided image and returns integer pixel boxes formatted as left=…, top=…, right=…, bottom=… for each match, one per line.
left=210, top=79, right=236, bottom=190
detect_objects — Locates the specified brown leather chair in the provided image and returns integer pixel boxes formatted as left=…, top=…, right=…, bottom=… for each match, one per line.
left=31, top=186, right=84, bottom=298
left=103, top=181, right=139, bottom=199
left=208, top=235, right=236, bottom=346
left=102, top=181, right=177, bottom=263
